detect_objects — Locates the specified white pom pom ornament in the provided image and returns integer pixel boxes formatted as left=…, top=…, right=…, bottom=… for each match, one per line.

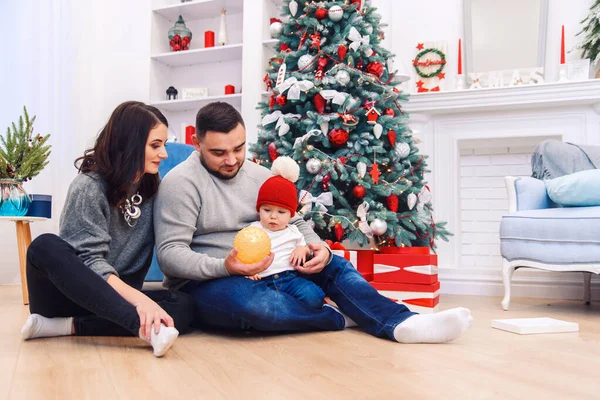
left=271, top=156, right=300, bottom=183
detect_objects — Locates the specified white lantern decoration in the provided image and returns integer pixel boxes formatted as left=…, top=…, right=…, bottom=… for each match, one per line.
left=373, top=123, right=383, bottom=139
left=370, top=218, right=388, bottom=235
left=319, top=121, right=329, bottom=135
left=297, top=54, right=317, bottom=71
left=335, top=70, right=351, bottom=86
left=306, top=158, right=322, bottom=174
left=357, top=161, right=367, bottom=178
left=407, top=193, right=417, bottom=210
left=289, top=0, right=299, bottom=17
left=328, top=5, right=344, bottom=21
left=395, top=142, right=410, bottom=158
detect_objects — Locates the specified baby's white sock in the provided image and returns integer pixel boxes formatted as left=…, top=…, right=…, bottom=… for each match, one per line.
left=21, top=314, right=73, bottom=340
left=393, top=307, right=472, bottom=344
left=143, top=324, right=179, bottom=357
left=324, top=304, right=357, bottom=328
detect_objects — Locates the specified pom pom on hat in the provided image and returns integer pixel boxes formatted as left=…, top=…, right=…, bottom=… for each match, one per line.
left=256, top=156, right=300, bottom=216
left=271, top=156, right=300, bottom=183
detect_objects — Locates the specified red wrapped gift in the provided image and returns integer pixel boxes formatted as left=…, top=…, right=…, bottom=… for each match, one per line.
left=371, top=281, right=440, bottom=314
left=372, top=254, right=438, bottom=284
left=331, top=248, right=376, bottom=281
left=379, top=246, right=430, bottom=255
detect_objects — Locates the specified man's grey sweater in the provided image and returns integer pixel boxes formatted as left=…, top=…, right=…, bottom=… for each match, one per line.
left=59, top=173, right=154, bottom=290
left=154, top=152, right=326, bottom=291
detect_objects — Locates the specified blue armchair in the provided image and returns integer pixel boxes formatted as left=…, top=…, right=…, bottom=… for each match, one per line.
left=499, top=176, right=600, bottom=310
left=145, top=142, right=195, bottom=282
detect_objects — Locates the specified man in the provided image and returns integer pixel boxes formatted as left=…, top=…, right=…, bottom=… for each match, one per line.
left=154, top=102, right=472, bottom=343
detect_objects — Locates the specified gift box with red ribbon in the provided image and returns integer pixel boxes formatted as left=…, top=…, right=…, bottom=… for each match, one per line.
left=371, top=281, right=440, bottom=314
left=328, top=241, right=375, bottom=281
left=372, top=247, right=438, bottom=284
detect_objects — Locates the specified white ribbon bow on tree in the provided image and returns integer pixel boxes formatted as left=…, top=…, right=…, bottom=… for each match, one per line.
left=348, top=27, right=373, bottom=57
left=277, top=77, right=315, bottom=100
left=262, top=110, right=301, bottom=136
left=293, top=128, right=325, bottom=149
left=357, top=201, right=374, bottom=238
left=298, top=190, right=334, bottom=214
left=320, top=90, right=349, bottom=106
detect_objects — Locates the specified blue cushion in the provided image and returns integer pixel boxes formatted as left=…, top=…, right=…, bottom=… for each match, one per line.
left=145, top=142, right=195, bottom=282
left=500, top=206, right=600, bottom=264
left=545, top=169, right=600, bottom=207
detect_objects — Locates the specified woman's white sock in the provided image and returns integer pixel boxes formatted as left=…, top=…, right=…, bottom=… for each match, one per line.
left=21, top=314, right=73, bottom=340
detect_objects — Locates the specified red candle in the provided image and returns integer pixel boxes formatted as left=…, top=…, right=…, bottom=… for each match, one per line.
left=560, top=25, right=565, bottom=64
left=185, top=126, right=195, bottom=145
left=458, top=38, right=463, bottom=75
left=224, top=85, right=235, bottom=95
left=205, top=30, right=215, bottom=48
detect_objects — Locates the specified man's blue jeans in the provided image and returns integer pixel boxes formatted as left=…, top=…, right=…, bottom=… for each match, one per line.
left=182, top=255, right=417, bottom=341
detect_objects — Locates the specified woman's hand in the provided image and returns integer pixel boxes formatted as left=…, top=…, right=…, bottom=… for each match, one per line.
left=134, top=295, right=174, bottom=340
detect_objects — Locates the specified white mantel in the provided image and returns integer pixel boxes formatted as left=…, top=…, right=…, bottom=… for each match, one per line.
left=404, top=80, right=600, bottom=301
left=405, top=80, right=600, bottom=115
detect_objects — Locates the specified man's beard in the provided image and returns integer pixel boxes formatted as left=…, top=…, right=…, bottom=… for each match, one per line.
left=200, top=156, right=244, bottom=180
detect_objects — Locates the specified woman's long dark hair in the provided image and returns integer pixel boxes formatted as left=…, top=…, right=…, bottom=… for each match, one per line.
left=75, top=101, right=168, bottom=207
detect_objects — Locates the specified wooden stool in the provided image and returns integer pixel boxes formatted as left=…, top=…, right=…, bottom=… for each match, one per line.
left=0, top=216, right=48, bottom=305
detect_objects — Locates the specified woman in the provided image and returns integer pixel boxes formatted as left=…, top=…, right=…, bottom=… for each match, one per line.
left=20, top=101, right=194, bottom=357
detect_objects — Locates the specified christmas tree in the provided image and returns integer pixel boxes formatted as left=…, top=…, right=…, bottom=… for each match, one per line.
left=576, top=0, right=600, bottom=66
left=0, top=107, right=51, bottom=181
left=250, top=0, right=450, bottom=250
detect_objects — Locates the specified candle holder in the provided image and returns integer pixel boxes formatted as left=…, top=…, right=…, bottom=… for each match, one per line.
left=455, top=74, right=466, bottom=91
left=557, top=64, right=569, bottom=83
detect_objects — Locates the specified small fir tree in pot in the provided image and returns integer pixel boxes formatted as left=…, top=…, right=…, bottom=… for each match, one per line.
left=0, top=107, right=51, bottom=216
left=576, top=0, right=600, bottom=77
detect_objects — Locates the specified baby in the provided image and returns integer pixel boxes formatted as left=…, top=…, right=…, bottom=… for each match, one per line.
left=244, top=156, right=325, bottom=310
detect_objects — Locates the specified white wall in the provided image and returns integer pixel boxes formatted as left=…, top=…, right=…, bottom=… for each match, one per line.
left=0, top=0, right=151, bottom=284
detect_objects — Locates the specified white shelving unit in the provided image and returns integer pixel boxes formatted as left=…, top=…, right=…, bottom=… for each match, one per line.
left=149, top=0, right=283, bottom=143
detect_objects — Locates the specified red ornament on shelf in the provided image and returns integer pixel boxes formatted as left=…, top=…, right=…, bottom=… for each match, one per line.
left=313, top=93, right=326, bottom=113
left=338, top=44, right=347, bottom=60
left=204, top=31, right=214, bottom=48
left=276, top=94, right=287, bottom=106
left=328, top=128, right=349, bottom=147
left=315, top=7, right=328, bottom=19
left=384, top=108, right=395, bottom=117
left=366, top=62, right=384, bottom=77
left=386, top=194, right=399, bottom=212
left=334, top=222, right=344, bottom=241
left=352, top=185, right=366, bottom=199
left=387, top=130, right=397, bottom=146
left=268, top=142, right=278, bottom=161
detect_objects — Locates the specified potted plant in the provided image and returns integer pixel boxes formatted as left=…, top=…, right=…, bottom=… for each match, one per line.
left=0, top=107, right=51, bottom=216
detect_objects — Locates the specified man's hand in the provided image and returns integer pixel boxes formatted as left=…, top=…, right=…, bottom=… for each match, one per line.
left=294, top=243, right=329, bottom=274
left=290, top=246, right=311, bottom=267
left=225, top=248, right=274, bottom=276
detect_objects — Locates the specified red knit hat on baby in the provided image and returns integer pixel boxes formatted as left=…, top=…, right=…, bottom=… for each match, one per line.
left=256, top=156, right=300, bottom=217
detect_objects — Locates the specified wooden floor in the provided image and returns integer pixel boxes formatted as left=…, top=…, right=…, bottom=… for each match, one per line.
left=2, top=286, right=599, bottom=400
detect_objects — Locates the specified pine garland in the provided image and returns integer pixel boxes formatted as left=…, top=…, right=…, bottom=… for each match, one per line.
left=576, top=0, right=600, bottom=66
left=0, top=107, right=51, bottom=181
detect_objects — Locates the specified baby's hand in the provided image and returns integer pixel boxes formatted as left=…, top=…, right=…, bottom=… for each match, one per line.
left=290, top=246, right=311, bottom=267
left=246, top=274, right=261, bottom=281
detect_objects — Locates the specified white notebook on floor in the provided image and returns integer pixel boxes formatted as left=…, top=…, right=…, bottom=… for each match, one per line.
left=491, top=317, right=579, bottom=335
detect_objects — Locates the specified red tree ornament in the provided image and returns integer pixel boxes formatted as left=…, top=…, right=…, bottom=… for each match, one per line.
left=386, top=194, right=399, bottom=212
left=322, top=173, right=331, bottom=190
left=280, top=43, right=290, bottom=52
left=268, top=142, right=278, bottom=161
left=328, top=128, right=349, bottom=147
left=334, top=222, right=344, bottom=241
left=370, top=164, right=381, bottom=184
left=313, top=93, right=326, bottom=113
left=384, top=108, right=394, bottom=117
left=366, top=62, right=384, bottom=77
left=352, top=185, right=366, bottom=199
left=387, top=130, right=397, bottom=146
left=315, top=7, right=328, bottom=19
left=276, top=95, right=287, bottom=106
left=350, top=0, right=362, bottom=10
left=269, top=93, right=276, bottom=108
left=338, top=44, right=347, bottom=60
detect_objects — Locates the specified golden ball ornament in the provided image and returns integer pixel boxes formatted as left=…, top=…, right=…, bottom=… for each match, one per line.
left=233, top=226, right=272, bottom=264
